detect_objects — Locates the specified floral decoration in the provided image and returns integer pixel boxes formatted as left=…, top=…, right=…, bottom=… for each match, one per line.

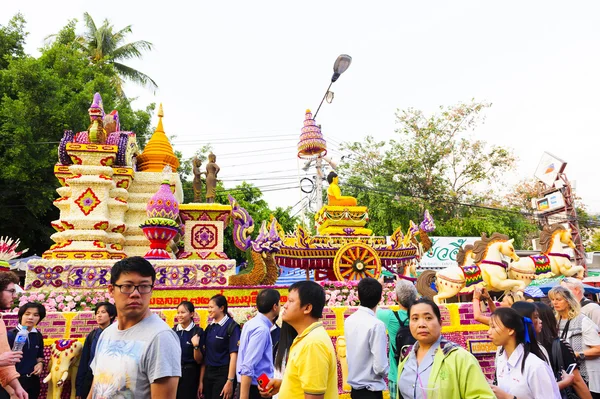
left=156, top=266, right=195, bottom=287
left=68, top=266, right=110, bottom=288
left=319, top=280, right=397, bottom=307
left=199, top=264, right=228, bottom=285
left=15, top=289, right=114, bottom=312
left=32, top=265, right=66, bottom=288
left=75, top=188, right=101, bottom=216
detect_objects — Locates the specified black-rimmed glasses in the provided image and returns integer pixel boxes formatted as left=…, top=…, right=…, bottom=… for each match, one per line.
left=114, top=284, right=153, bottom=294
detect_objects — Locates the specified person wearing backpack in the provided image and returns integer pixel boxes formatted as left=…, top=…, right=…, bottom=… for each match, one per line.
left=200, top=294, right=240, bottom=399
left=345, top=277, right=389, bottom=398
left=174, top=301, right=204, bottom=399
left=75, top=301, right=117, bottom=399
left=376, top=278, right=417, bottom=399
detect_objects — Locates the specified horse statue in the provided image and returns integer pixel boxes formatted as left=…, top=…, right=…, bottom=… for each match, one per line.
left=417, top=233, right=533, bottom=304
left=510, top=224, right=584, bottom=279
left=473, top=233, right=535, bottom=292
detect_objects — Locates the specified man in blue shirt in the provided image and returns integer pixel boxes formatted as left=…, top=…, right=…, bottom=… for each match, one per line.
left=236, top=289, right=280, bottom=399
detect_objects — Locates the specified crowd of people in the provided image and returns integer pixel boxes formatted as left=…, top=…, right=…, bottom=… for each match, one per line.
left=1, top=257, right=600, bottom=398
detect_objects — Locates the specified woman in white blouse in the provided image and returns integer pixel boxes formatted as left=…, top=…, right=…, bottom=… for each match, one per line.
left=488, top=307, right=560, bottom=399
left=550, top=285, right=600, bottom=398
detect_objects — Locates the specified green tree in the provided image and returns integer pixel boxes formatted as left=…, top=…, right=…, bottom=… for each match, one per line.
left=338, top=100, right=535, bottom=248
left=0, top=16, right=154, bottom=255
left=75, top=12, right=157, bottom=93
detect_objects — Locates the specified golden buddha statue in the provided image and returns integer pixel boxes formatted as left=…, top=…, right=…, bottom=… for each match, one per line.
left=327, top=172, right=357, bottom=207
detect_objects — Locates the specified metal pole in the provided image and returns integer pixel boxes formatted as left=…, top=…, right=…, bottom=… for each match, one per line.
left=313, top=81, right=333, bottom=120
left=315, top=157, right=323, bottom=210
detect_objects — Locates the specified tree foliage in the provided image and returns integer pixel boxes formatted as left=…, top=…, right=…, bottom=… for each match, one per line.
left=339, top=100, right=538, bottom=249
left=0, top=16, right=155, bottom=255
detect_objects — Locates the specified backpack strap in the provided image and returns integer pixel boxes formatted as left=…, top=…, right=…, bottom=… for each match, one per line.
left=226, top=320, right=238, bottom=337
left=393, top=310, right=407, bottom=327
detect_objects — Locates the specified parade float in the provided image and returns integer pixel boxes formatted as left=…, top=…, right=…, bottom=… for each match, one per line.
left=11, top=96, right=586, bottom=398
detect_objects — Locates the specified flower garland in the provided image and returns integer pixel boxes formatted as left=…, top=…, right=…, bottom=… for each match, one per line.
left=319, top=280, right=397, bottom=307
left=15, top=290, right=114, bottom=312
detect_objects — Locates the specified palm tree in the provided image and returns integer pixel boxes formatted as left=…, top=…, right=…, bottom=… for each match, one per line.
left=77, top=12, right=158, bottom=93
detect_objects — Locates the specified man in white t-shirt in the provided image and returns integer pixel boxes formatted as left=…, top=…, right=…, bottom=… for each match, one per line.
left=562, top=277, right=600, bottom=327
left=88, top=257, right=181, bottom=399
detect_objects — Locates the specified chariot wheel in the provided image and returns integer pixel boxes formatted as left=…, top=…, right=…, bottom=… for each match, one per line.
left=333, top=242, right=381, bottom=281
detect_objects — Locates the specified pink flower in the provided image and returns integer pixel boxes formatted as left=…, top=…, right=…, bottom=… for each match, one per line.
left=49, top=291, right=57, bottom=298
left=58, top=303, right=65, bottom=310
left=47, top=299, right=57, bottom=307
left=74, top=296, right=82, bottom=302
left=65, top=295, right=73, bottom=302
left=56, top=295, right=64, bottom=302
left=67, top=301, right=76, bottom=309
left=36, top=294, right=46, bottom=301
left=91, top=298, right=98, bottom=305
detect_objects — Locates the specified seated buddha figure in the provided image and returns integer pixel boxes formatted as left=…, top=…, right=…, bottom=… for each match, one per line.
left=327, top=171, right=358, bottom=206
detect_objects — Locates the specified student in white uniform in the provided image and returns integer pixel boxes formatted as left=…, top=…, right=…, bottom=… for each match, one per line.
left=488, top=307, right=560, bottom=399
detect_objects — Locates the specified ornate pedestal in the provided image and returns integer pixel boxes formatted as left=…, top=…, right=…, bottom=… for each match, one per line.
left=45, top=144, right=127, bottom=260
left=315, top=205, right=372, bottom=236
left=177, top=204, right=232, bottom=260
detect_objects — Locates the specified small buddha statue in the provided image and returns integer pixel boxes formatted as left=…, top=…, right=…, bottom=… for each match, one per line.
left=326, top=171, right=357, bottom=207
left=205, top=152, right=220, bottom=203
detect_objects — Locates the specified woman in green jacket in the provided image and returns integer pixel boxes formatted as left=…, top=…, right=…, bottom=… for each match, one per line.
left=397, top=298, right=495, bottom=399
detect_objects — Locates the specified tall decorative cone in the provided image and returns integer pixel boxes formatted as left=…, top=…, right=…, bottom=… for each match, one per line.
left=297, top=109, right=327, bottom=159
left=136, top=104, right=180, bottom=172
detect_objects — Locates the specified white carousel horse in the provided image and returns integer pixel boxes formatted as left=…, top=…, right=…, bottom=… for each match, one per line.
left=509, top=224, right=584, bottom=279
left=417, top=233, right=534, bottom=304
left=473, top=233, right=535, bottom=293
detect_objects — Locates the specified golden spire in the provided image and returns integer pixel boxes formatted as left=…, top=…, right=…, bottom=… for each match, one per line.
left=136, top=103, right=180, bottom=172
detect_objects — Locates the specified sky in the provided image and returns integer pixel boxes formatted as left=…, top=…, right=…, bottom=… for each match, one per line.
left=4, top=1, right=600, bottom=216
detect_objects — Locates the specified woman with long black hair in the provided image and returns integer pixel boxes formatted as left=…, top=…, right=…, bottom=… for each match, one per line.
left=272, top=321, right=297, bottom=399
left=489, top=307, right=560, bottom=399
left=535, top=302, right=592, bottom=399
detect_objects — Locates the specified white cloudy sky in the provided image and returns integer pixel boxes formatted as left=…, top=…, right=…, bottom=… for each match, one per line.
left=4, top=1, right=600, bottom=215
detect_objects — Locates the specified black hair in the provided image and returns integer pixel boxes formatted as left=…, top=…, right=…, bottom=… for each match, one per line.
left=289, top=281, right=326, bottom=319
left=534, top=302, right=559, bottom=355
left=511, top=301, right=548, bottom=364
left=210, top=294, right=228, bottom=315
left=492, top=307, right=547, bottom=372
left=274, top=321, right=298, bottom=371
left=357, top=277, right=383, bottom=309
left=326, top=171, right=338, bottom=184
left=110, top=256, right=156, bottom=285
left=95, top=302, right=117, bottom=323
left=177, top=300, right=194, bottom=313
left=257, top=289, right=280, bottom=314
left=18, top=302, right=46, bottom=324
left=408, top=297, right=442, bottom=324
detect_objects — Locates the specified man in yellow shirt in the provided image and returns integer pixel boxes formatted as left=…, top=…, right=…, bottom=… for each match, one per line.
left=259, top=281, right=338, bottom=399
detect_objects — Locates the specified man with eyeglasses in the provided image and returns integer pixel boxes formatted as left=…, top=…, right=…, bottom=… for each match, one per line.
left=562, top=276, right=600, bottom=327
left=0, top=271, right=28, bottom=399
left=88, top=257, right=181, bottom=399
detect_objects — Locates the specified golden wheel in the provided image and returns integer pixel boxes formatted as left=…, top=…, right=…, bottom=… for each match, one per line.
left=333, top=242, right=381, bottom=281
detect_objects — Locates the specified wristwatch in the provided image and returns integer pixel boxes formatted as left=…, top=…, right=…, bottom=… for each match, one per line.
left=579, top=352, right=586, bottom=360
left=227, top=377, right=235, bottom=382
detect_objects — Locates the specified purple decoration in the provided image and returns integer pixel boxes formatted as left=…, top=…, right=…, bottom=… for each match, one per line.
left=409, top=221, right=419, bottom=236
left=88, top=92, right=105, bottom=118
left=116, top=132, right=129, bottom=166
left=199, top=264, right=228, bottom=285
left=58, top=130, right=74, bottom=165
left=343, top=227, right=355, bottom=235
left=70, top=267, right=109, bottom=288
left=228, top=195, right=254, bottom=251
left=419, top=209, right=436, bottom=233
left=251, top=221, right=268, bottom=252
left=74, top=131, right=89, bottom=143
left=157, top=266, right=193, bottom=286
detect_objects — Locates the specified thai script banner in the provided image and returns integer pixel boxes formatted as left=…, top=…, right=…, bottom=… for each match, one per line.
left=149, top=287, right=289, bottom=308
left=420, top=237, right=479, bottom=269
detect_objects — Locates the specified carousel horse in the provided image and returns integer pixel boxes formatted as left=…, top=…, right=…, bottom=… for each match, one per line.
left=473, top=233, right=535, bottom=292
left=510, top=224, right=584, bottom=279
left=417, top=233, right=533, bottom=304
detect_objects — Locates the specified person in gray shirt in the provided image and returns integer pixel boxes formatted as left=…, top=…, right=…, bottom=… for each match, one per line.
left=88, top=257, right=181, bottom=399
